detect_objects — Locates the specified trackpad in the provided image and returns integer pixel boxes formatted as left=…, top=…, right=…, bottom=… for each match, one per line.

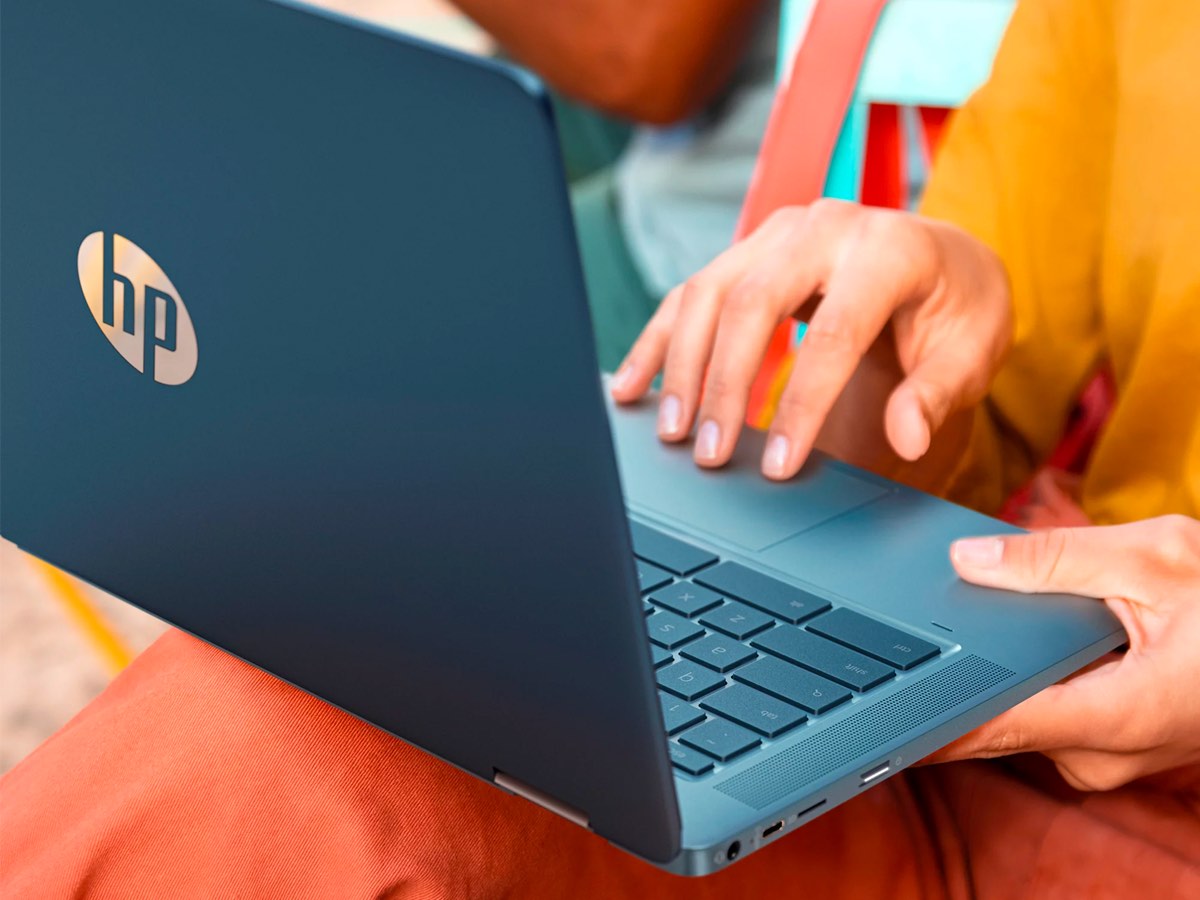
left=608, top=397, right=892, bottom=552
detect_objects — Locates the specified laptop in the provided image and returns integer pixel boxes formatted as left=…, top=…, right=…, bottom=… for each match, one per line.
left=1, top=0, right=1125, bottom=875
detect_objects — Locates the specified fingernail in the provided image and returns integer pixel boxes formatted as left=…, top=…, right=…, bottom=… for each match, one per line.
left=695, top=420, right=721, bottom=461
left=952, top=537, right=1004, bottom=568
left=658, top=394, right=682, bottom=436
left=611, top=362, right=635, bottom=393
left=764, top=434, right=790, bottom=478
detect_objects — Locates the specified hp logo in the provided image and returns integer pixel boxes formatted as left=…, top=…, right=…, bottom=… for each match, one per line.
left=77, top=232, right=198, bottom=385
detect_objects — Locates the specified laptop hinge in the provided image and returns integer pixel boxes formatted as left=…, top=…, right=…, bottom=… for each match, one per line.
left=494, top=771, right=590, bottom=829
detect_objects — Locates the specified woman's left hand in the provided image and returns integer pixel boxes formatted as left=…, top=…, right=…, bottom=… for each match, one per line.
left=930, top=515, right=1200, bottom=792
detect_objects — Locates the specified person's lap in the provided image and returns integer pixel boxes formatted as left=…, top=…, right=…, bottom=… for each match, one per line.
left=3, top=628, right=1197, bottom=898
left=0, top=630, right=931, bottom=898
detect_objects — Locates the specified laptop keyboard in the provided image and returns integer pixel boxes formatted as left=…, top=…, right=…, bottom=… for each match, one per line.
left=629, top=521, right=941, bottom=778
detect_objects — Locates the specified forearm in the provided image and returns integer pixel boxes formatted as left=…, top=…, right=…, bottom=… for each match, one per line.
left=453, top=0, right=762, bottom=123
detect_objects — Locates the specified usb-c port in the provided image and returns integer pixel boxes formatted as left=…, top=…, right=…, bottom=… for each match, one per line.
left=859, top=761, right=891, bottom=786
left=761, top=820, right=786, bottom=839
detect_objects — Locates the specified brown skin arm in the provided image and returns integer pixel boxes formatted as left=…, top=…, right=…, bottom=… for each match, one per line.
left=454, top=0, right=766, bottom=124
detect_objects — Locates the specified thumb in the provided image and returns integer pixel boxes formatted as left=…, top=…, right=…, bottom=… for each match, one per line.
left=950, top=525, right=1141, bottom=600
left=885, top=348, right=982, bottom=461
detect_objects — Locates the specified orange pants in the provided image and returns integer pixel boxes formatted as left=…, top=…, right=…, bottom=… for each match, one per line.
left=2, top=628, right=1198, bottom=898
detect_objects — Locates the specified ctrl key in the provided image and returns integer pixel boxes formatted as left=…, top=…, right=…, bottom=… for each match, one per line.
left=679, top=718, right=760, bottom=763
left=668, top=743, right=714, bottom=776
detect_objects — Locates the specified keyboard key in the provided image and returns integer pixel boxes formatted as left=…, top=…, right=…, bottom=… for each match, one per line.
left=752, top=626, right=894, bottom=692
left=643, top=599, right=654, bottom=615
left=656, top=660, right=726, bottom=700
left=733, top=656, right=851, bottom=714
left=668, top=742, right=714, bottom=776
left=679, top=718, right=760, bottom=762
left=629, top=521, right=718, bottom=575
left=680, top=633, right=756, bottom=673
left=695, top=563, right=831, bottom=624
left=700, top=684, right=807, bottom=738
left=636, top=560, right=674, bottom=593
left=651, top=644, right=672, bottom=668
left=660, top=696, right=706, bottom=735
left=808, top=608, right=939, bottom=670
left=646, top=611, right=705, bottom=649
left=649, top=582, right=724, bottom=618
left=699, top=601, right=774, bottom=640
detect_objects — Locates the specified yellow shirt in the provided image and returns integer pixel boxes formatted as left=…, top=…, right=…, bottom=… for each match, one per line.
left=921, top=0, right=1200, bottom=523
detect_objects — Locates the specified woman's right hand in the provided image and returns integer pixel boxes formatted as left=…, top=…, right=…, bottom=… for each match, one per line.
left=609, top=200, right=1013, bottom=485
left=933, top=516, right=1200, bottom=794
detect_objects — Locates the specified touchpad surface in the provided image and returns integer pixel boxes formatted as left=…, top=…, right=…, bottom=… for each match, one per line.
left=607, top=396, right=892, bottom=552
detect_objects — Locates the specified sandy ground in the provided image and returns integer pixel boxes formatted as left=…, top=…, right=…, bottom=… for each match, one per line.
left=0, top=541, right=168, bottom=773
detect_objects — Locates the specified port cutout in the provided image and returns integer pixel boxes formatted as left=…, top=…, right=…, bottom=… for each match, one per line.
left=796, top=799, right=827, bottom=818
left=860, top=761, right=891, bottom=786
left=761, top=820, right=786, bottom=839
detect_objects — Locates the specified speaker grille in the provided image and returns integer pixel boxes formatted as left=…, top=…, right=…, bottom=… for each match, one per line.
left=714, top=655, right=1013, bottom=809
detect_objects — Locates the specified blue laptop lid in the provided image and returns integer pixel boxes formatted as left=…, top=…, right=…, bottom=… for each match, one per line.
left=1, top=0, right=680, bottom=862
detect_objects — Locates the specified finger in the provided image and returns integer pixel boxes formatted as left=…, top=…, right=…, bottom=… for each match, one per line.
left=919, top=656, right=1118, bottom=765
left=611, top=286, right=683, bottom=403
left=656, top=274, right=728, bottom=441
left=950, top=523, right=1154, bottom=600
left=1051, top=749, right=1152, bottom=793
left=927, top=659, right=1128, bottom=762
left=884, top=343, right=989, bottom=461
left=688, top=203, right=864, bottom=467
left=763, top=215, right=937, bottom=478
left=687, top=276, right=785, bottom=466
left=655, top=207, right=838, bottom=443
left=610, top=225, right=792, bottom=406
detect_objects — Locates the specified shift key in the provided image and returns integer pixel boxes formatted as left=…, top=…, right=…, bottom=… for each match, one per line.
left=733, top=656, right=851, bottom=715
left=751, top=626, right=893, bottom=691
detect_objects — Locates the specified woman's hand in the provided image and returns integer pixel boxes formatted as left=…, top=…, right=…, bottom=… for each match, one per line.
left=931, top=515, right=1200, bottom=792
left=609, top=200, right=1012, bottom=482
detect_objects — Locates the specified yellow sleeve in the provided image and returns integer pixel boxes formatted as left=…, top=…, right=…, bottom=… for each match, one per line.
left=919, top=0, right=1115, bottom=514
